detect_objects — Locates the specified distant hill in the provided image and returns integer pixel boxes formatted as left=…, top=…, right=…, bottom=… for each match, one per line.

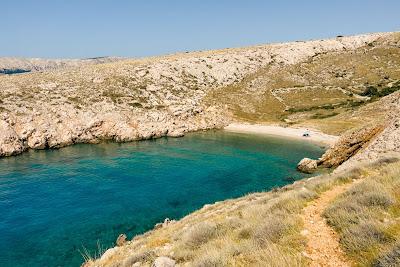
left=0, top=56, right=124, bottom=74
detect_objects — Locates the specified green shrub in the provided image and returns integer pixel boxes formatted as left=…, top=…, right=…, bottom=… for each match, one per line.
left=361, top=86, right=378, bottom=96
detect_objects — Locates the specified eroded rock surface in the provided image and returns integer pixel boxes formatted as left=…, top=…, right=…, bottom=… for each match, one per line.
left=318, top=124, right=385, bottom=168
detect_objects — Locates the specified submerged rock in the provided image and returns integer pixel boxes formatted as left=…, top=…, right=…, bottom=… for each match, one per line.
left=297, top=158, right=318, bottom=173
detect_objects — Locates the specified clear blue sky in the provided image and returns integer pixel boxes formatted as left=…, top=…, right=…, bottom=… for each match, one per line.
left=2, top=0, right=399, bottom=58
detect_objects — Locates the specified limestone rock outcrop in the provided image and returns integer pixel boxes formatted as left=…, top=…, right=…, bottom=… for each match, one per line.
left=0, top=120, right=25, bottom=156
left=297, top=158, right=318, bottom=173
left=318, top=124, right=385, bottom=168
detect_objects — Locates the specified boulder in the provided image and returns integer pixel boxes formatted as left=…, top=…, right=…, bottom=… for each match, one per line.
left=167, top=129, right=185, bottom=138
left=297, top=158, right=318, bottom=173
left=116, top=233, right=127, bottom=246
left=318, top=124, right=384, bottom=168
left=152, top=256, right=175, bottom=267
left=0, top=120, right=25, bottom=156
left=99, top=247, right=119, bottom=262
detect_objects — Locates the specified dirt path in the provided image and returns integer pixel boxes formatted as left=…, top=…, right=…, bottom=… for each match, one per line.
left=301, top=181, right=360, bottom=267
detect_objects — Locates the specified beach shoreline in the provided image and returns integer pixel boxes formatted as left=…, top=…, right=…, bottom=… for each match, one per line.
left=224, top=123, right=338, bottom=147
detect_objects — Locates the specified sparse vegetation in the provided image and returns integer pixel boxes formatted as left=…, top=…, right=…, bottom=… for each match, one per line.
left=205, top=33, right=400, bottom=135
left=324, top=160, right=400, bottom=266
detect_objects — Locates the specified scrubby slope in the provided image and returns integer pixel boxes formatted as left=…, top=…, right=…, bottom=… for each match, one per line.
left=205, top=32, right=400, bottom=135
left=324, top=159, right=400, bottom=266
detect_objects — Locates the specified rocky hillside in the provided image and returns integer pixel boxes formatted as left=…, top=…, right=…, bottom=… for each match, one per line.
left=1, top=32, right=398, bottom=157
left=206, top=32, right=400, bottom=134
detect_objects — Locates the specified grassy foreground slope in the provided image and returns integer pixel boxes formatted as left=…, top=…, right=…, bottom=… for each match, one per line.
left=325, top=159, right=400, bottom=266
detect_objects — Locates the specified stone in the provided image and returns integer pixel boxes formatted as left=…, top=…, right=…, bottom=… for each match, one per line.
left=167, top=129, right=185, bottom=138
left=100, top=247, right=119, bottom=262
left=152, top=256, right=175, bottom=267
left=0, top=120, right=25, bottom=156
left=116, top=234, right=127, bottom=246
left=297, top=158, right=318, bottom=173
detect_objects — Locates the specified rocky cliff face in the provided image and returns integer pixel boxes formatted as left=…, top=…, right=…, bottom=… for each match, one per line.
left=336, top=95, right=400, bottom=171
left=0, top=32, right=394, bottom=157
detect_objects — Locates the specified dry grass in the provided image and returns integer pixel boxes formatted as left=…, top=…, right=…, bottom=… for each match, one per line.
left=324, top=159, right=400, bottom=266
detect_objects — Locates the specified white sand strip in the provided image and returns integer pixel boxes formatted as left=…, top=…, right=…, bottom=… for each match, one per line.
left=224, top=123, right=338, bottom=147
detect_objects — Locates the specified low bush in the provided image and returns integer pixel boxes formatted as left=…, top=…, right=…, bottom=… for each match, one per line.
left=254, top=215, right=295, bottom=244
left=122, top=250, right=156, bottom=267
left=341, top=222, right=391, bottom=254
left=183, top=222, right=218, bottom=248
left=192, top=250, right=224, bottom=267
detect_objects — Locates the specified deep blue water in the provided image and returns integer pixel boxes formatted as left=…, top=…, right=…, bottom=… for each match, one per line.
left=0, top=130, right=324, bottom=267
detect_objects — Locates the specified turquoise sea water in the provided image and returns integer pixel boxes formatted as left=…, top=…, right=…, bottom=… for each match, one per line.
left=0, top=131, right=324, bottom=267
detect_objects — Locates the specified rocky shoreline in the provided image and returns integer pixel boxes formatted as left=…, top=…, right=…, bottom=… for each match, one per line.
left=0, top=105, right=229, bottom=157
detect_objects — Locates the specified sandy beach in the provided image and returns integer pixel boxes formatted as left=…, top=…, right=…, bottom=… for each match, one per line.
left=224, top=123, right=338, bottom=147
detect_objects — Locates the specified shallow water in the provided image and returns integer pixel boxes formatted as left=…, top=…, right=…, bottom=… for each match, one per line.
left=0, top=130, right=324, bottom=267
